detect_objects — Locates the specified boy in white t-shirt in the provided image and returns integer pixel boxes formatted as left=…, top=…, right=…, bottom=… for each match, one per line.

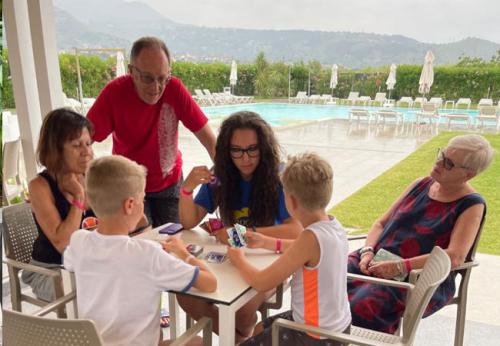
left=228, top=153, right=351, bottom=346
left=63, top=155, right=217, bottom=346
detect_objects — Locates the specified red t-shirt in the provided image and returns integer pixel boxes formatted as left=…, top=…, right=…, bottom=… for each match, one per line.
left=87, top=76, right=207, bottom=192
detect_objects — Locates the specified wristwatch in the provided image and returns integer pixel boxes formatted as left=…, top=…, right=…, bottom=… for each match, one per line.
left=359, top=246, right=374, bottom=255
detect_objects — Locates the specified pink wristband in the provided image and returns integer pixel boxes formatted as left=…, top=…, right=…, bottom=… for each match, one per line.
left=180, top=187, right=193, bottom=197
left=404, top=259, right=412, bottom=273
left=275, top=239, right=282, bottom=254
left=72, top=199, right=85, bottom=211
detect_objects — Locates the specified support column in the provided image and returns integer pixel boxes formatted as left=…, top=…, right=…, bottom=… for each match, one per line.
left=4, top=0, right=42, bottom=180
left=28, top=0, right=63, bottom=116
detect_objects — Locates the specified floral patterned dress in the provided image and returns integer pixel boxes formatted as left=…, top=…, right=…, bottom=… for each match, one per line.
left=347, top=177, right=486, bottom=333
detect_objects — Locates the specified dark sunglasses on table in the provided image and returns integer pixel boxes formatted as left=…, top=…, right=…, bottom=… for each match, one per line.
left=436, top=148, right=470, bottom=171
left=230, top=145, right=260, bottom=159
left=130, top=65, right=171, bottom=86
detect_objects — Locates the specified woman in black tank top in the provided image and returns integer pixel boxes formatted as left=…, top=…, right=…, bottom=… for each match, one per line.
left=21, top=108, right=94, bottom=302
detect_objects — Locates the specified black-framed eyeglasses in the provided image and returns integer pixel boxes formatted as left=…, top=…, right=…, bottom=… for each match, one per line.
left=230, top=145, right=260, bottom=159
left=130, top=65, right=171, bottom=86
left=436, top=148, right=469, bottom=171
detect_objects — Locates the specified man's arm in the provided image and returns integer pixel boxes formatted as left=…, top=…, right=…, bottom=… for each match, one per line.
left=194, top=124, right=216, bottom=162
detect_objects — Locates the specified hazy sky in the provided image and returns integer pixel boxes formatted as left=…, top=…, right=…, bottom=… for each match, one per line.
left=136, top=0, right=500, bottom=44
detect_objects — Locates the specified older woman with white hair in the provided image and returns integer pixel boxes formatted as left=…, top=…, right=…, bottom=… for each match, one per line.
left=348, top=134, right=495, bottom=333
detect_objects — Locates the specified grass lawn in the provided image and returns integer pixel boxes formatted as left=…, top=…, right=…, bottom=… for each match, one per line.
left=329, top=132, right=500, bottom=255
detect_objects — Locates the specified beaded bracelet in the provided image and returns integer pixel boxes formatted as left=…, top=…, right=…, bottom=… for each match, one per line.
left=72, top=199, right=86, bottom=211
left=275, top=239, right=282, bottom=254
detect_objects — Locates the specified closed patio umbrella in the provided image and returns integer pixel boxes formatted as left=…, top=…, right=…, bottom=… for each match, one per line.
left=386, top=63, right=397, bottom=99
left=229, top=60, right=237, bottom=94
left=418, top=51, right=434, bottom=98
left=115, top=51, right=126, bottom=78
left=330, top=64, right=338, bottom=95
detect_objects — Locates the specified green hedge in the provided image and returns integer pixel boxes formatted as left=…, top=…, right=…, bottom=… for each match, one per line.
left=2, top=49, right=500, bottom=108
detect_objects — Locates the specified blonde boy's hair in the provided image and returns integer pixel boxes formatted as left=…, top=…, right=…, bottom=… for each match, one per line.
left=281, top=152, right=333, bottom=211
left=86, top=155, right=147, bottom=217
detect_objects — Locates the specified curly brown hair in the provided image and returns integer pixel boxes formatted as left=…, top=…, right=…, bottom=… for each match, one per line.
left=214, top=111, right=282, bottom=226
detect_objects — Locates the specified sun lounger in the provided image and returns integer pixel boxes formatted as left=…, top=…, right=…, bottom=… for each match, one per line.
left=397, top=97, right=413, bottom=108
left=475, top=105, right=499, bottom=132
left=442, top=113, right=472, bottom=130
left=372, top=92, right=387, bottom=107
left=356, top=96, right=372, bottom=106
left=455, top=98, right=472, bottom=110
left=415, top=102, right=440, bottom=132
left=374, top=110, right=404, bottom=125
left=349, top=108, right=372, bottom=123
left=429, top=97, right=443, bottom=109
left=343, top=92, right=359, bottom=105
left=478, top=98, right=493, bottom=107
left=413, top=97, right=427, bottom=108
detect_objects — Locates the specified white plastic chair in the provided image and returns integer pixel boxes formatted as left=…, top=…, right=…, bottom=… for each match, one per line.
left=415, top=102, right=440, bottom=133
left=478, top=98, right=493, bottom=107
left=271, top=246, right=451, bottom=346
left=3, top=138, right=26, bottom=205
left=475, top=105, right=499, bottom=132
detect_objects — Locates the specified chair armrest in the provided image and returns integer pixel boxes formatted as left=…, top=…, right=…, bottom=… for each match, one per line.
left=409, top=260, right=478, bottom=283
left=3, top=258, right=61, bottom=277
left=347, top=235, right=367, bottom=241
left=452, top=260, right=478, bottom=271
left=34, top=291, right=76, bottom=316
left=348, top=273, right=414, bottom=290
left=170, top=317, right=212, bottom=346
left=272, top=318, right=382, bottom=346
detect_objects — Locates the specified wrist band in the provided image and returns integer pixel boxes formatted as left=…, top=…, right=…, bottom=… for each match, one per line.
left=275, top=239, right=282, bottom=254
left=180, top=187, right=193, bottom=197
left=185, top=254, right=195, bottom=264
left=404, top=259, right=412, bottom=273
left=72, top=199, right=85, bottom=211
left=359, top=246, right=374, bottom=255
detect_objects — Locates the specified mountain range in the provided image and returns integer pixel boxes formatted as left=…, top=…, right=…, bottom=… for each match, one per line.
left=53, top=0, right=500, bottom=68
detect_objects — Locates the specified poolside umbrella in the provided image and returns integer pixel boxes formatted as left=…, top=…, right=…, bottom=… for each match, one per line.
left=329, top=64, right=338, bottom=96
left=386, top=63, right=397, bottom=99
left=115, top=51, right=126, bottom=78
left=229, top=60, right=238, bottom=94
left=418, top=51, right=434, bottom=99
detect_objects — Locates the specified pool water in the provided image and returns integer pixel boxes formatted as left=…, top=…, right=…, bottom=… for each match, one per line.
left=202, top=103, right=480, bottom=127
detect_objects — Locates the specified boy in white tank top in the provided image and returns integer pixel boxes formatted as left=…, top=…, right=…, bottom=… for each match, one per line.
left=228, top=153, right=351, bottom=346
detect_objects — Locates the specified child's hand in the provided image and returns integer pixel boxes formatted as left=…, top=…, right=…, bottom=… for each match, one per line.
left=182, top=166, right=212, bottom=193
left=214, top=227, right=230, bottom=245
left=162, top=237, right=189, bottom=258
left=227, top=247, right=245, bottom=266
left=368, top=260, right=400, bottom=279
left=245, top=231, right=266, bottom=249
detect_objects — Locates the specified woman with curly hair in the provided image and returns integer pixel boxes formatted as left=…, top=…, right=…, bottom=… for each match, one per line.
left=178, top=111, right=301, bottom=343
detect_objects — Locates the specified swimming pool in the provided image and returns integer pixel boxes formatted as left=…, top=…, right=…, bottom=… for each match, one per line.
left=201, top=103, right=480, bottom=127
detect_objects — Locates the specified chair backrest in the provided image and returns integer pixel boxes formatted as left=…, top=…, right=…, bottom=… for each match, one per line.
left=350, top=109, right=369, bottom=116
left=2, top=202, right=39, bottom=264
left=401, top=247, right=451, bottom=344
left=479, top=105, right=498, bottom=116
left=429, top=97, right=443, bottom=105
left=478, top=98, right=493, bottom=106
left=3, top=139, right=21, bottom=178
left=374, top=92, right=387, bottom=101
left=347, top=92, right=359, bottom=100
left=399, top=97, right=413, bottom=103
left=456, top=98, right=471, bottom=105
left=3, top=309, right=104, bottom=346
left=203, top=89, right=212, bottom=96
left=422, top=102, right=438, bottom=113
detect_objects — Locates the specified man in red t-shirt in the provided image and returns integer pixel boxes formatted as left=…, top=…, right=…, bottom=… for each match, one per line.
left=87, top=37, right=216, bottom=227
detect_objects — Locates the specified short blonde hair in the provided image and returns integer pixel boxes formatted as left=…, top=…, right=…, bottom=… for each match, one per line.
left=281, top=152, right=333, bottom=211
left=447, top=135, right=495, bottom=175
left=86, top=155, right=147, bottom=217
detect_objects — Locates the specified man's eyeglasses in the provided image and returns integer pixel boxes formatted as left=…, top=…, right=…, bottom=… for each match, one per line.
left=130, top=65, right=171, bottom=86
left=230, top=145, right=260, bottom=159
left=436, top=148, right=469, bottom=171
